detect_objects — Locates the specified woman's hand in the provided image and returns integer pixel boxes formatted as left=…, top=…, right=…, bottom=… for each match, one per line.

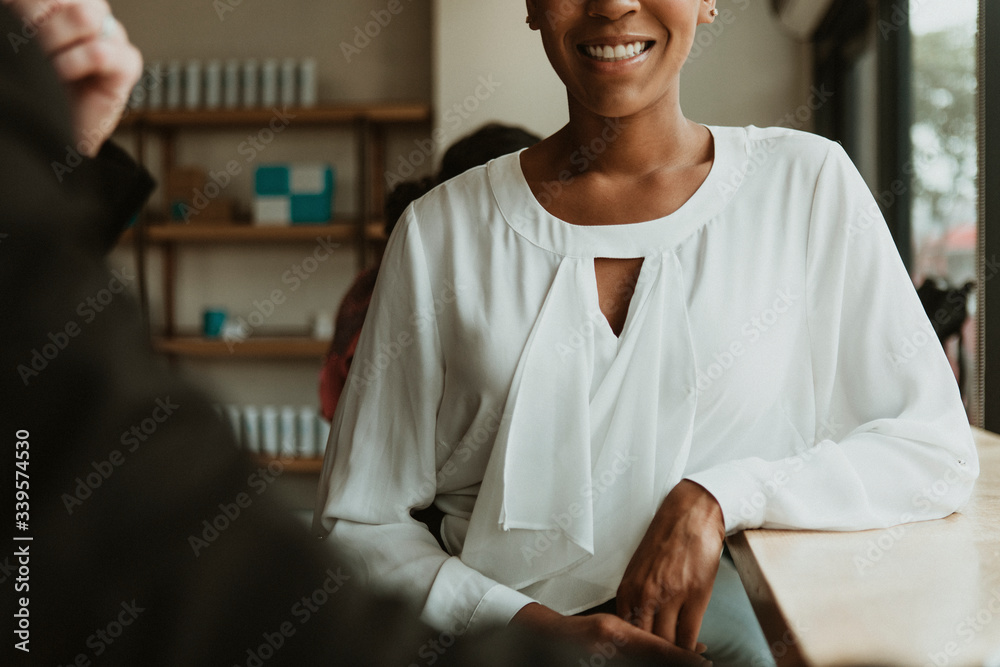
left=616, top=480, right=726, bottom=652
left=3, top=0, right=143, bottom=155
left=512, top=602, right=711, bottom=666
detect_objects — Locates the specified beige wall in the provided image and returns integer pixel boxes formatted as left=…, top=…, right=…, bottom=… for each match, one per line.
left=108, top=0, right=433, bottom=410
left=432, top=0, right=813, bottom=145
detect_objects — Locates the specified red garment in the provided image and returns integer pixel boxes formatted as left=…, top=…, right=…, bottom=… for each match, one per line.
left=319, top=266, right=380, bottom=421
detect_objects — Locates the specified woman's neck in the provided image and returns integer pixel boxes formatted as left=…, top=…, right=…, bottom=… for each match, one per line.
left=555, top=92, right=706, bottom=180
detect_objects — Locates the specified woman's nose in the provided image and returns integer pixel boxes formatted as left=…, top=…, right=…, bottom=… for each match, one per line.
left=587, top=0, right=642, bottom=21
left=585, top=0, right=642, bottom=22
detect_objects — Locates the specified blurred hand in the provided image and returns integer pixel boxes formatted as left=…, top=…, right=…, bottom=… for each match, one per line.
left=616, top=480, right=726, bottom=652
left=512, top=602, right=711, bottom=666
left=3, top=0, right=143, bottom=155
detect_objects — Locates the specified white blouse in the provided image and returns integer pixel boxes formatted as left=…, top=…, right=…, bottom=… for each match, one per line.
left=314, top=125, right=978, bottom=633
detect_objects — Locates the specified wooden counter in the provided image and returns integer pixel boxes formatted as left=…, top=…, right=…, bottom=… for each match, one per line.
left=728, top=427, right=1000, bottom=667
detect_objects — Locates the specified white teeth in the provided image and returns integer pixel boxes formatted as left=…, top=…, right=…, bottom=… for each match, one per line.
left=584, top=41, right=647, bottom=62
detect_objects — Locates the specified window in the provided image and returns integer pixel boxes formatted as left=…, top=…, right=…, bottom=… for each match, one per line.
left=812, top=0, right=996, bottom=429
left=908, top=0, right=978, bottom=420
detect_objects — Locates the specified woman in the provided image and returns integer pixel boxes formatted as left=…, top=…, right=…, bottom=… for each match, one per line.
left=315, top=1, right=978, bottom=664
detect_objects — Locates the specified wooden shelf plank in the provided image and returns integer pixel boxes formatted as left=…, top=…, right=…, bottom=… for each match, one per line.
left=118, top=103, right=430, bottom=128
left=143, top=222, right=357, bottom=243
left=250, top=455, right=323, bottom=474
left=155, top=337, right=329, bottom=359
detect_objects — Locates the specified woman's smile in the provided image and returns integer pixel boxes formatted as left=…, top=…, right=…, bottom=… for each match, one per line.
left=578, top=39, right=655, bottom=64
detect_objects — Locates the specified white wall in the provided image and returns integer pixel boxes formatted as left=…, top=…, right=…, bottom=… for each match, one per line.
left=432, top=0, right=812, bottom=148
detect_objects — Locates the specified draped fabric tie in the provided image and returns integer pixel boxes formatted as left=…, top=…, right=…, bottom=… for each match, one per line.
left=461, top=251, right=701, bottom=612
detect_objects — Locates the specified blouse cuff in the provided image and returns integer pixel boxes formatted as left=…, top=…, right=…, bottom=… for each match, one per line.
left=685, top=465, right=766, bottom=535
left=469, top=584, right=537, bottom=630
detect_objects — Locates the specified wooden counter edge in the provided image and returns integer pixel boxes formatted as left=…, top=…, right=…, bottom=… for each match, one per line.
left=727, top=532, right=810, bottom=667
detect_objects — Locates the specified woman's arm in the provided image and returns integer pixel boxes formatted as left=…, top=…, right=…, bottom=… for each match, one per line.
left=313, top=206, right=537, bottom=632
left=685, top=141, right=978, bottom=535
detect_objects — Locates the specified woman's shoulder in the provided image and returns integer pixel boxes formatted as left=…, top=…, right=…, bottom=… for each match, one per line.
left=737, top=125, right=842, bottom=165
left=710, top=124, right=853, bottom=188
left=402, top=156, right=513, bottom=238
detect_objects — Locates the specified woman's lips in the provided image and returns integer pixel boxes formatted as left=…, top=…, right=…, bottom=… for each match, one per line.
left=579, top=40, right=653, bottom=63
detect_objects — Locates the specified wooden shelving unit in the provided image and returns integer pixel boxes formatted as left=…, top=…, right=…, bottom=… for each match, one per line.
left=251, top=455, right=324, bottom=474
left=120, top=220, right=387, bottom=245
left=154, top=337, right=329, bottom=359
left=117, top=102, right=429, bottom=357
left=119, top=103, right=429, bottom=128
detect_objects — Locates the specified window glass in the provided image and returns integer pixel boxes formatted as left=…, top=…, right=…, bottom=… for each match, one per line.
left=909, top=0, right=978, bottom=414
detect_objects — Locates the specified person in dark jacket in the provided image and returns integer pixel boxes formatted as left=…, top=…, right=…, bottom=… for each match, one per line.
left=0, top=1, right=703, bottom=665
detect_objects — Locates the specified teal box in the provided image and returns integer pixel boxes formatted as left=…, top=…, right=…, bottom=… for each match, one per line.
left=255, top=166, right=291, bottom=196
left=254, top=163, right=335, bottom=224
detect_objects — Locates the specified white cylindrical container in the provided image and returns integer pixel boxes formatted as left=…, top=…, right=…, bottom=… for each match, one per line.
left=184, top=60, right=202, bottom=109
left=147, top=61, right=163, bottom=109
left=224, top=59, right=240, bottom=109
left=127, top=81, right=145, bottom=110
left=312, top=310, right=334, bottom=341
left=280, top=58, right=297, bottom=108
left=242, top=59, right=259, bottom=108
left=298, top=58, right=317, bottom=108
left=243, top=405, right=261, bottom=453
left=280, top=406, right=297, bottom=457
left=204, top=60, right=222, bottom=109
left=261, top=58, right=279, bottom=107
left=316, top=417, right=331, bottom=457
left=298, top=407, right=317, bottom=458
left=165, top=60, right=182, bottom=109
left=261, top=406, right=279, bottom=457
left=225, top=405, right=242, bottom=447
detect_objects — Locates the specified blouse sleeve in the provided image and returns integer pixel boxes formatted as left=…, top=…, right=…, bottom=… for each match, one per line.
left=686, top=140, right=979, bottom=535
left=312, top=205, right=535, bottom=631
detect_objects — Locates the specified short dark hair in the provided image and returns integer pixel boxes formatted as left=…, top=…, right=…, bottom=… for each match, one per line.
left=383, top=123, right=542, bottom=238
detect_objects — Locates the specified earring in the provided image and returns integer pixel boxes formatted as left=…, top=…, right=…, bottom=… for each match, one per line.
left=709, top=8, right=719, bottom=17
left=526, top=15, right=532, bottom=24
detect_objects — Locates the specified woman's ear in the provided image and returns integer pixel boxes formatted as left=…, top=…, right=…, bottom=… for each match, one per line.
left=699, top=0, right=719, bottom=25
left=526, top=0, right=539, bottom=29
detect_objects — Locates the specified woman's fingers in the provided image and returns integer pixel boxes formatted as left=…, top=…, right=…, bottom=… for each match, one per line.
left=604, top=617, right=711, bottom=666
left=673, top=595, right=713, bottom=652
left=652, top=598, right=681, bottom=646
